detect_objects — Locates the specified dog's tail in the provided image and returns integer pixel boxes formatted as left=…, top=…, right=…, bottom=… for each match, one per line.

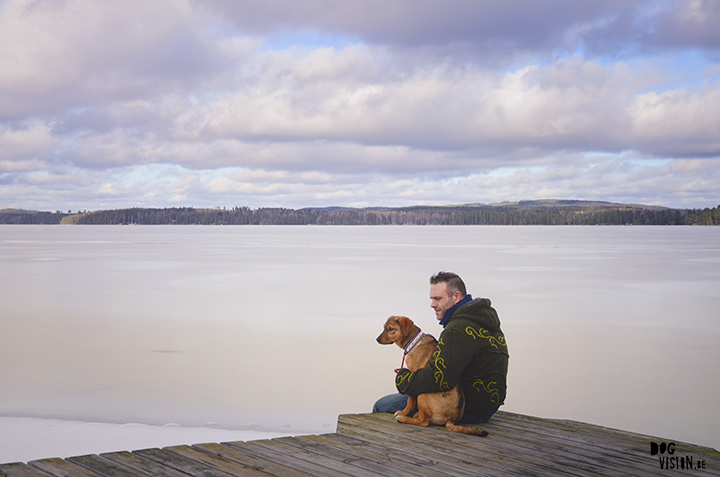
left=445, top=422, right=489, bottom=437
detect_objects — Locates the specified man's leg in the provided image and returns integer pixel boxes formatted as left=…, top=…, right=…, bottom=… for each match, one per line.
left=372, top=393, right=413, bottom=413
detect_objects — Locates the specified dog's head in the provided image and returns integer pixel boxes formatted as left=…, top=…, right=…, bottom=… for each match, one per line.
left=376, top=315, right=416, bottom=347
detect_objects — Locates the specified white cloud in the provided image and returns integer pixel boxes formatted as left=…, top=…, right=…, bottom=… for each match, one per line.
left=0, top=0, right=719, bottom=210
left=0, top=121, right=57, bottom=166
left=0, top=0, right=214, bottom=117
left=630, top=86, right=720, bottom=156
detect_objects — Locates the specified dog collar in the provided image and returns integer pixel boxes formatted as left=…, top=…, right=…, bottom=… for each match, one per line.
left=395, top=331, right=426, bottom=373
left=403, top=331, right=426, bottom=355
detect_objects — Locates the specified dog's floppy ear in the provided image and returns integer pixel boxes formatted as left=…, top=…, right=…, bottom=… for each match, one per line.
left=395, top=316, right=414, bottom=336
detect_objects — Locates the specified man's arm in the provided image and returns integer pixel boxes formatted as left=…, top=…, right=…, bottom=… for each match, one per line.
left=395, top=328, right=473, bottom=396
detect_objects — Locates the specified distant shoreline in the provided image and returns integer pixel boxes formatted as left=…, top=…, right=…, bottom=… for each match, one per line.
left=2, top=200, right=719, bottom=225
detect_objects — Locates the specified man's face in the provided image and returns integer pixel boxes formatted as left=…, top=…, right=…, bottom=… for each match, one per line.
left=430, top=282, right=460, bottom=321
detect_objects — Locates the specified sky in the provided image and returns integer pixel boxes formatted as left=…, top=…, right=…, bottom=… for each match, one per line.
left=1, top=0, right=719, bottom=211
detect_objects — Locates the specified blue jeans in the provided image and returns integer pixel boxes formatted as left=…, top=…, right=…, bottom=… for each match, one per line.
left=372, top=393, right=416, bottom=414
left=372, top=393, right=499, bottom=424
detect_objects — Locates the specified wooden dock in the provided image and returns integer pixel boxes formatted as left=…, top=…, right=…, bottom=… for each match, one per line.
left=2, top=411, right=719, bottom=476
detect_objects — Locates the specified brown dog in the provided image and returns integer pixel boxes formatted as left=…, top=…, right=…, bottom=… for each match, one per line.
left=376, top=315, right=488, bottom=436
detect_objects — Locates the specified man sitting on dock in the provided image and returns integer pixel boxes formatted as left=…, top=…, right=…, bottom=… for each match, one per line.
left=373, top=271, right=509, bottom=424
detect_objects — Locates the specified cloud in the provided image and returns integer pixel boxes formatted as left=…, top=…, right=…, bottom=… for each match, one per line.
left=638, top=0, right=720, bottom=51
left=630, top=86, right=720, bottom=156
left=0, top=122, right=57, bottom=167
left=200, top=1, right=635, bottom=58
left=43, top=50, right=717, bottom=172
left=0, top=0, right=718, bottom=210
left=199, top=0, right=720, bottom=61
left=0, top=0, right=221, bottom=118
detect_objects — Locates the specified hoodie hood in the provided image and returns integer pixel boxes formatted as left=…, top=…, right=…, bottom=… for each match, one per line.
left=447, top=297, right=502, bottom=332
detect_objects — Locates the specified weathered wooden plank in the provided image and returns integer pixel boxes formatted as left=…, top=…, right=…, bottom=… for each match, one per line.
left=329, top=430, right=526, bottom=477
left=334, top=425, right=524, bottom=477
left=314, top=432, right=492, bottom=477
left=342, top=413, right=720, bottom=477
left=456, top=413, right=658, bottom=474
left=134, top=447, right=236, bottom=477
left=193, top=443, right=317, bottom=477
left=494, top=412, right=665, bottom=452
left=100, top=451, right=191, bottom=477
left=342, top=421, right=561, bottom=477
left=499, top=411, right=692, bottom=453
left=0, top=462, right=53, bottom=477
left=465, top=412, right=720, bottom=474
left=279, top=435, right=450, bottom=477
left=339, top=413, right=603, bottom=477
left=364, top=411, right=666, bottom=477
left=225, top=440, right=357, bottom=477
left=66, top=454, right=150, bottom=477
left=27, top=458, right=104, bottom=477
left=501, top=411, right=720, bottom=466
left=164, top=445, right=279, bottom=477
left=337, top=414, right=559, bottom=477
left=490, top=412, right=676, bottom=474
left=243, top=438, right=384, bottom=477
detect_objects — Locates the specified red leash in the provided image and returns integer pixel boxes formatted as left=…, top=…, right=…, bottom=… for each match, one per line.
left=394, top=354, right=406, bottom=374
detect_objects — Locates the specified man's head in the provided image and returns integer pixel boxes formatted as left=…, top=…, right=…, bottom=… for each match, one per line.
left=429, top=271, right=467, bottom=321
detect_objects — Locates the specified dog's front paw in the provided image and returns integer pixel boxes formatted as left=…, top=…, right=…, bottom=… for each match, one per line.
left=396, top=415, right=411, bottom=424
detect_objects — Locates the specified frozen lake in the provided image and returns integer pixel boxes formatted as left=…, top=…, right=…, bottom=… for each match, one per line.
left=1, top=225, right=719, bottom=462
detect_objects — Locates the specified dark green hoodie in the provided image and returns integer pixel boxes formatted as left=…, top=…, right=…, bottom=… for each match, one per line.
left=395, top=297, right=509, bottom=416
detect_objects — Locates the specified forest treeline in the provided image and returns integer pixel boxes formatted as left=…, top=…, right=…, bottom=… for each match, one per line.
left=2, top=202, right=719, bottom=225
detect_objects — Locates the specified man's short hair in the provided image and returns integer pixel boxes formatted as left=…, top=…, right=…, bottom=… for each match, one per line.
left=430, top=271, right=467, bottom=298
